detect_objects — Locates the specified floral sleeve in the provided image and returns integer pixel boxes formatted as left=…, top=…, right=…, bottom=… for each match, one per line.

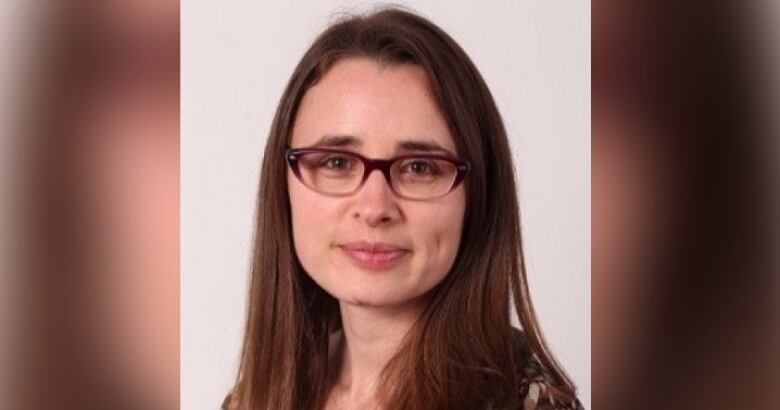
left=519, top=378, right=584, bottom=410
left=514, top=330, right=584, bottom=410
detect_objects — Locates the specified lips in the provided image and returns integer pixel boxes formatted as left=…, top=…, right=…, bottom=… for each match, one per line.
left=338, top=241, right=410, bottom=271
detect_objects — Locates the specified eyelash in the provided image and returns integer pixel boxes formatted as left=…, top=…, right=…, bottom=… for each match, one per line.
left=319, top=155, right=355, bottom=169
left=399, top=159, right=441, bottom=175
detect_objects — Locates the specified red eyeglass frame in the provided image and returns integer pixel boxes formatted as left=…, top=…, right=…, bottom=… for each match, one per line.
left=285, top=147, right=471, bottom=200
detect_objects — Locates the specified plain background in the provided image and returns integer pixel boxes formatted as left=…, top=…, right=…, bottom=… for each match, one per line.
left=182, top=1, right=590, bottom=408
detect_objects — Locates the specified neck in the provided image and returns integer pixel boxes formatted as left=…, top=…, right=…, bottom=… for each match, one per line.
left=330, top=298, right=424, bottom=403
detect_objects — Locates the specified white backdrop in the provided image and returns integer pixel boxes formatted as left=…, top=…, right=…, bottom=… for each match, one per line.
left=182, top=1, right=590, bottom=408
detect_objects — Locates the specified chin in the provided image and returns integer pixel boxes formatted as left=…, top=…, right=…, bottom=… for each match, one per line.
left=338, top=283, right=431, bottom=310
left=330, top=281, right=407, bottom=308
left=339, top=289, right=401, bottom=308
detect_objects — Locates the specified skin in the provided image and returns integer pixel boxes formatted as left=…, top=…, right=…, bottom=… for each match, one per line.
left=288, top=57, right=466, bottom=408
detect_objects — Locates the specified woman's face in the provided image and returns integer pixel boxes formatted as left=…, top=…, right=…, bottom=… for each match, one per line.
left=288, top=57, right=466, bottom=309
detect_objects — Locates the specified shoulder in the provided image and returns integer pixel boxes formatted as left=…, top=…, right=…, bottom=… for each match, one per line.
left=511, top=328, right=584, bottom=410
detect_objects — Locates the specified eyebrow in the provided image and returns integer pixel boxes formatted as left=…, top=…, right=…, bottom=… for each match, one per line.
left=311, top=135, right=362, bottom=148
left=311, top=135, right=456, bottom=157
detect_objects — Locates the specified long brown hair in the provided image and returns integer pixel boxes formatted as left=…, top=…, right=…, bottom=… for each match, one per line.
left=231, top=7, right=576, bottom=409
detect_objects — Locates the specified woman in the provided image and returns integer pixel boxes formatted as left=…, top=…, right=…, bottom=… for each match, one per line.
left=226, top=7, right=582, bottom=410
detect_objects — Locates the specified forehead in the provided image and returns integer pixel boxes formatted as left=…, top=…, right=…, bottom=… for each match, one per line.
left=290, top=57, right=457, bottom=155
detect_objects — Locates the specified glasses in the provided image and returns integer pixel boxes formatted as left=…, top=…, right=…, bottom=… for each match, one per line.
left=286, top=147, right=471, bottom=200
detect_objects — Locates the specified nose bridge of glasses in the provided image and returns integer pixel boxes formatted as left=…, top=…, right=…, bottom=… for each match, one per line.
left=361, top=157, right=396, bottom=190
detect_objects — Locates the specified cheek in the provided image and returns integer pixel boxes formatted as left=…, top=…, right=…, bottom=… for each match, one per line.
left=414, top=190, right=466, bottom=280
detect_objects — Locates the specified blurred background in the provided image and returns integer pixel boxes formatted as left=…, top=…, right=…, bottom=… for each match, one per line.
left=593, top=0, right=779, bottom=408
left=0, top=0, right=777, bottom=409
left=1, top=0, right=179, bottom=409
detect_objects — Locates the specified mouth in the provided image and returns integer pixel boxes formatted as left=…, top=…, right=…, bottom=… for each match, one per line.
left=338, top=241, right=411, bottom=271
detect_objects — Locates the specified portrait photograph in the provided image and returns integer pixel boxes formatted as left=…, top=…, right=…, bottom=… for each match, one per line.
left=4, top=0, right=779, bottom=409
left=182, top=1, right=590, bottom=409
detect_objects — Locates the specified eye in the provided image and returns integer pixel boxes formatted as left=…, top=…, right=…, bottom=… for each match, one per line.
left=400, top=159, right=441, bottom=176
left=319, top=155, right=354, bottom=170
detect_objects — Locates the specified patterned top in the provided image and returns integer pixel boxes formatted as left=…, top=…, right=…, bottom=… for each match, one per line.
left=510, top=328, right=584, bottom=410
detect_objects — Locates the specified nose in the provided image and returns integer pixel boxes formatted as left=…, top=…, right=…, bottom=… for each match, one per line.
left=352, top=169, right=401, bottom=227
